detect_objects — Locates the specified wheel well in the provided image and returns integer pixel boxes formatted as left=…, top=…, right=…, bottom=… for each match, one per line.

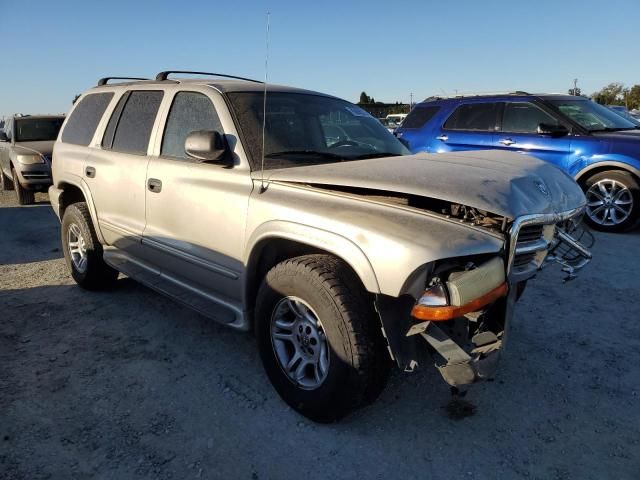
left=59, top=184, right=87, bottom=218
left=576, top=165, right=640, bottom=187
left=245, top=238, right=364, bottom=327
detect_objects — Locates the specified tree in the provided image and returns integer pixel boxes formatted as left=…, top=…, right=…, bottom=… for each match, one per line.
left=626, top=85, right=640, bottom=110
left=568, top=87, right=582, bottom=96
left=359, top=91, right=372, bottom=104
left=592, top=83, right=626, bottom=105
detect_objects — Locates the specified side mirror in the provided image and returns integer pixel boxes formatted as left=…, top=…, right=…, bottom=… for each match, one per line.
left=537, top=123, right=569, bottom=137
left=0, top=131, right=8, bottom=142
left=185, top=130, right=229, bottom=163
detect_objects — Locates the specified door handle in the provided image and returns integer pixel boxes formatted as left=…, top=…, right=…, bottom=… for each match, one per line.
left=147, top=178, right=162, bottom=193
left=499, top=138, right=515, bottom=146
left=436, top=134, right=448, bottom=141
left=85, top=166, right=96, bottom=178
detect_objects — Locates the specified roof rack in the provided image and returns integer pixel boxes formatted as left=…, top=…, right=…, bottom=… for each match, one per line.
left=97, top=77, right=149, bottom=86
left=155, top=70, right=263, bottom=84
left=422, top=90, right=533, bottom=102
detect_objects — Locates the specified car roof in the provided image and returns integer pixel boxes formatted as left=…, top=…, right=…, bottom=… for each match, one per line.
left=418, top=93, right=584, bottom=105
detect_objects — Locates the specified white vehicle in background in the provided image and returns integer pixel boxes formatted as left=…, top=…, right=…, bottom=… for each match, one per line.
left=384, top=113, right=407, bottom=132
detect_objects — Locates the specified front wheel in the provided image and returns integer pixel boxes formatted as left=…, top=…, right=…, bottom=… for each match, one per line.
left=583, top=170, right=639, bottom=232
left=1, top=169, right=14, bottom=191
left=61, top=202, right=119, bottom=290
left=256, top=254, right=391, bottom=422
left=12, top=169, right=34, bottom=205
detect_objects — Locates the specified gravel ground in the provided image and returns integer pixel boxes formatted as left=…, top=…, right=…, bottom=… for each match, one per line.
left=1, top=188, right=639, bottom=480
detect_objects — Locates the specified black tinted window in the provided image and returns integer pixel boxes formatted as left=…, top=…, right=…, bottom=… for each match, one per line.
left=444, top=103, right=498, bottom=131
left=402, top=106, right=440, bottom=129
left=161, top=92, right=223, bottom=159
left=102, top=93, right=129, bottom=149
left=111, top=91, right=163, bottom=155
left=502, top=102, right=559, bottom=133
left=62, top=93, right=114, bottom=145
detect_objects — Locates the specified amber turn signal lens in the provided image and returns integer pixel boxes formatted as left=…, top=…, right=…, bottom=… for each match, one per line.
left=411, top=282, right=509, bottom=321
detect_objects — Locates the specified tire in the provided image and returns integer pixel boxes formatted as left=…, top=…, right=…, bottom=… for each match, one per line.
left=256, top=254, right=391, bottom=423
left=582, top=170, right=639, bottom=232
left=12, top=168, right=34, bottom=205
left=61, top=202, right=118, bottom=290
left=1, top=169, right=14, bottom=191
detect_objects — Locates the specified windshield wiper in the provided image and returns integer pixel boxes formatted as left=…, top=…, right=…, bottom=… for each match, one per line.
left=265, top=150, right=345, bottom=160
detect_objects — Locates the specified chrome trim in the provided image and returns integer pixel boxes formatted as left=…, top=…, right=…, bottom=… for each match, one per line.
left=507, top=206, right=585, bottom=281
left=514, top=238, right=549, bottom=256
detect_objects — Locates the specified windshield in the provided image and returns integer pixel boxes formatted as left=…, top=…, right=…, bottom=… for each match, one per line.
left=227, top=92, right=409, bottom=170
left=548, top=99, right=637, bottom=132
left=15, top=117, right=64, bottom=142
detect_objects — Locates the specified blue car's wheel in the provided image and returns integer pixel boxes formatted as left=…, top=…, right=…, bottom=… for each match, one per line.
left=583, top=170, right=639, bottom=232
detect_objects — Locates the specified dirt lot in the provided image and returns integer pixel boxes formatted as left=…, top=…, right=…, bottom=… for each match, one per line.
left=1, top=189, right=639, bottom=480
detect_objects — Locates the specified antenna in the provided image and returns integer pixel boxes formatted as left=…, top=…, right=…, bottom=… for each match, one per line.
left=260, top=12, right=271, bottom=193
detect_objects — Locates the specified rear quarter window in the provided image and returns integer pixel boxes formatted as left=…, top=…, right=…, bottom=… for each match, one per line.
left=61, top=92, right=114, bottom=145
left=401, top=106, right=440, bottom=129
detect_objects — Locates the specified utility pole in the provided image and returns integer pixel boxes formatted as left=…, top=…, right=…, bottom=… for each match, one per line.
left=572, top=78, right=578, bottom=95
left=409, top=92, right=413, bottom=112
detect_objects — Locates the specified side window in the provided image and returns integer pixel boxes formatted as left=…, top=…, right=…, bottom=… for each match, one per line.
left=401, top=106, right=440, bottom=129
left=161, top=92, right=223, bottom=159
left=443, top=103, right=499, bottom=131
left=110, top=91, right=164, bottom=155
left=61, top=92, right=114, bottom=145
left=502, top=102, right=560, bottom=134
left=102, top=93, right=129, bottom=149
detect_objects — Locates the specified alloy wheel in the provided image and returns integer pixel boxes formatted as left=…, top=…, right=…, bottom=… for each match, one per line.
left=67, top=223, right=88, bottom=273
left=270, top=296, right=330, bottom=390
left=585, top=178, right=634, bottom=227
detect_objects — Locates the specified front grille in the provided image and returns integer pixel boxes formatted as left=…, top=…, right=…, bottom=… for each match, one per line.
left=511, top=222, right=550, bottom=277
left=513, top=251, right=536, bottom=268
left=517, top=224, right=544, bottom=243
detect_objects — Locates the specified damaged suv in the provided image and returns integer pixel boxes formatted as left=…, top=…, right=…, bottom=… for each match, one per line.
left=50, top=72, right=592, bottom=422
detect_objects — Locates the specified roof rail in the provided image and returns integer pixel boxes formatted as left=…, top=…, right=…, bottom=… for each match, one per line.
left=422, top=90, right=533, bottom=102
left=155, top=70, right=263, bottom=84
left=97, top=77, right=149, bottom=86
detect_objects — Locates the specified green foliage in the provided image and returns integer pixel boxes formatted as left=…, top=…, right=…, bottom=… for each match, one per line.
left=591, top=83, right=640, bottom=109
left=568, top=87, right=582, bottom=96
left=592, top=83, right=627, bottom=106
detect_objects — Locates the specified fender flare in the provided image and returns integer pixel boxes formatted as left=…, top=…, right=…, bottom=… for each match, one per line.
left=56, top=174, right=106, bottom=244
left=244, top=220, right=381, bottom=294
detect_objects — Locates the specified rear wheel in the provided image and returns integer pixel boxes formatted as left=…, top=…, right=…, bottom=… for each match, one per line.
left=583, top=170, right=639, bottom=232
left=12, top=169, right=34, bottom=205
left=61, top=202, right=118, bottom=290
left=256, top=254, right=391, bottom=423
left=0, top=169, right=14, bottom=191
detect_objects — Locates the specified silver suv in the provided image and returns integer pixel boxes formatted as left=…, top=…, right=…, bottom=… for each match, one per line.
left=50, top=72, right=591, bottom=422
left=0, top=114, right=65, bottom=204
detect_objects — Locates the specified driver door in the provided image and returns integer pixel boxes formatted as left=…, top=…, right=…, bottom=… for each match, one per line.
left=493, top=101, right=575, bottom=170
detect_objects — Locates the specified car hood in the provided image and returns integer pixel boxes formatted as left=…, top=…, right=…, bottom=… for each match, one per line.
left=12, top=140, right=55, bottom=157
left=264, top=150, right=586, bottom=219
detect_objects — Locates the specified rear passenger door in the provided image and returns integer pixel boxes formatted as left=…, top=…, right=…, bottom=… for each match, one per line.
left=436, top=102, right=500, bottom=152
left=84, top=90, right=164, bottom=255
left=142, top=90, right=252, bottom=322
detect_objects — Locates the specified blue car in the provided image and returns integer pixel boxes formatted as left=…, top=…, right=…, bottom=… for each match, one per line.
left=396, top=93, right=640, bottom=232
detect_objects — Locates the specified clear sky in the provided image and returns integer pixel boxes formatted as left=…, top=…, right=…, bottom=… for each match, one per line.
left=1, top=0, right=639, bottom=118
